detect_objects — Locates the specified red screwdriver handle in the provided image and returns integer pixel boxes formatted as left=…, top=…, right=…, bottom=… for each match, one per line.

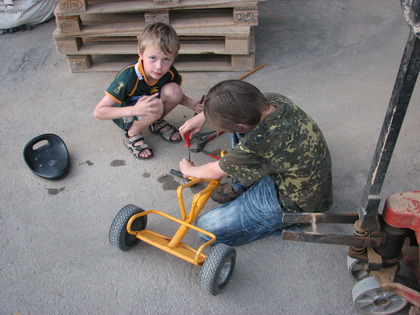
left=185, top=131, right=191, bottom=148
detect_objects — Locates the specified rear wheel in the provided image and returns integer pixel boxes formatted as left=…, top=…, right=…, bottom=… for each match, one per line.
left=200, top=243, right=236, bottom=295
left=347, top=256, right=370, bottom=281
left=109, top=204, right=147, bottom=251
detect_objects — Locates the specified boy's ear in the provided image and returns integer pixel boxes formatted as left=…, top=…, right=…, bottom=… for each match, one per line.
left=137, top=47, right=142, bottom=59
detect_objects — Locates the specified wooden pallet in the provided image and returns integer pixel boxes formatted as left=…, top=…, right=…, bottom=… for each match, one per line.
left=53, top=0, right=264, bottom=72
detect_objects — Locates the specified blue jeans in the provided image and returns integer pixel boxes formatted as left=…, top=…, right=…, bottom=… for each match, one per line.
left=195, top=176, right=297, bottom=246
left=229, top=133, right=247, bottom=191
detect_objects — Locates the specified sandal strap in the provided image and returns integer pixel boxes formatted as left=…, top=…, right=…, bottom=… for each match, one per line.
left=149, top=119, right=169, bottom=134
left=124, top=133, right=153, bottom=159
left=125, top=133, right=144, bottom=145
left=149, top=119, right=181, bottom=143
left=132, top=143, right=151, bottom=153
left=160, top=126, right=177, bottom=140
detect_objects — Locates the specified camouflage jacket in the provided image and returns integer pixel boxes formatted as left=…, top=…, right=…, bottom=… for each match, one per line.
left=219, top=93, right=332, bottom=213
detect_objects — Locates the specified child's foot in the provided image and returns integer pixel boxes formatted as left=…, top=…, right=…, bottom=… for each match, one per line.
left=149, top=119, right=181, bottom=143
left=124, top=133, right=153, bottom=159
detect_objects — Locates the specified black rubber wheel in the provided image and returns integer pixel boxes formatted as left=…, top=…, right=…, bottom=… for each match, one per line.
left=109, top=204, right=147, bottom=251
left=200, top=243, right=236, bottom=295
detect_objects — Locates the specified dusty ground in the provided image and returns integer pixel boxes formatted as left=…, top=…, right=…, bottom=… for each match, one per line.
left=1, top=0, right=419, bottom=314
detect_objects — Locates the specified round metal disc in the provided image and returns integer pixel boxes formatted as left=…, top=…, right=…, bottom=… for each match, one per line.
left=352, top=276, right=407, bottom=315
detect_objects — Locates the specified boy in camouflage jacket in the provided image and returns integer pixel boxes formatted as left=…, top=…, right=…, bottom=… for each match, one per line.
left=179, top=80, right=332, bottom=246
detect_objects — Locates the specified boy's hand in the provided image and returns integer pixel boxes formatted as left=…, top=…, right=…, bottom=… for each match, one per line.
left=179, top=112, right=207, bottom=140
left=179, top=159, right=226, bottom=180
left=133, top=93, right=163, bottom=117
left=187, top=96, right=204, bottom=113
left=179, top=158, right=194, bottom=176
left=194, top=95, right=205, bottom=113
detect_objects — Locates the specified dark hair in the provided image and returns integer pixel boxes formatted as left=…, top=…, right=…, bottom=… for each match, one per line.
left=204, top=80, right=269, bottom=132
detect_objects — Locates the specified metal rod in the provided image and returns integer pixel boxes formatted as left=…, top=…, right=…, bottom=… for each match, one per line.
left=282, top=230, right=385, bottom=248
left=358, top=30, right=420, bottom=232
left=282, top=213, right=359, bottom=224
left=236, top=63, right=266, bottom=81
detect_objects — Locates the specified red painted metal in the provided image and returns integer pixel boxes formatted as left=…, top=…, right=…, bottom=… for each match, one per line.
left=383, top=191, right=420, bottom=238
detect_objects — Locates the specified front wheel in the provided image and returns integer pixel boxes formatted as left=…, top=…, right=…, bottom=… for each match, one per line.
left=352, top=276, right=407, bottom=314
left=109, top=204, right=147, bottom=251
left=200, top=243, right=236, bottom=295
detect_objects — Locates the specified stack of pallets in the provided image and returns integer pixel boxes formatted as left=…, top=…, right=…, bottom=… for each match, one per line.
left=53, top=0, right=267, bottom=73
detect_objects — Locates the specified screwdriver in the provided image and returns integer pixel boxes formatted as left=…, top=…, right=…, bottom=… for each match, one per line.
left=185, top=131, right=191, bottom=162
left=193, top=95, right=205, bottom=116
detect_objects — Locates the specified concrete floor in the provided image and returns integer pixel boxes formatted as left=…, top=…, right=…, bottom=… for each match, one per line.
left=1, top=0, right=419, bottom=314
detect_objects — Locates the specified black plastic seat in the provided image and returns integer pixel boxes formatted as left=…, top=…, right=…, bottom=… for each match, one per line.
left=23, top=134, right=70, bottom=180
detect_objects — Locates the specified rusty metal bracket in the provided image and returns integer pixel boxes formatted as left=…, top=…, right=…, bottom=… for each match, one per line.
left=282, top=212, right=359, bottom=225
left=281, top=230, right=385, bottom=248
left=367, top=247, right=383, bottom=271
left=281, top=212, right=386, bottom=248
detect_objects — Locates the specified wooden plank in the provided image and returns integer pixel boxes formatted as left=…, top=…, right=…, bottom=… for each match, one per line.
left=55, top=38, right=251, bottom=55
left=57, top=0, right=181, bottom=14
left=56, top=0, right=265, bottom=16
left=54, top=18, right=251, bottom=37
left=66, top=53, right=255, bottom=72
left=153, top=0, right=179, bottom=5
left=54, top=23, right=250, bottom=38
left=84, top=40, right=248, bottom=55
left=54, top=8, right=257, bottom=34
left=143, top=8, right=258, bottom=27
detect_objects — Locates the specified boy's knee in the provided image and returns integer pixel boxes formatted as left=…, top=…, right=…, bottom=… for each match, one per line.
left=161, top=83, right=182, bottom=104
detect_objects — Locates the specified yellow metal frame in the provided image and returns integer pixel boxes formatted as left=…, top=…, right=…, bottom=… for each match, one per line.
left=126, top=177, right=221, bottom=266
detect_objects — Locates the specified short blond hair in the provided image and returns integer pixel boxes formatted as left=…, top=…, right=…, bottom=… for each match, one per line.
left=138, top=22, right=180, bottom=57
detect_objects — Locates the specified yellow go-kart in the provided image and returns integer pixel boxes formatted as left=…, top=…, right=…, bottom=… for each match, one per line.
left=109, top=176, right=236, bottom=296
